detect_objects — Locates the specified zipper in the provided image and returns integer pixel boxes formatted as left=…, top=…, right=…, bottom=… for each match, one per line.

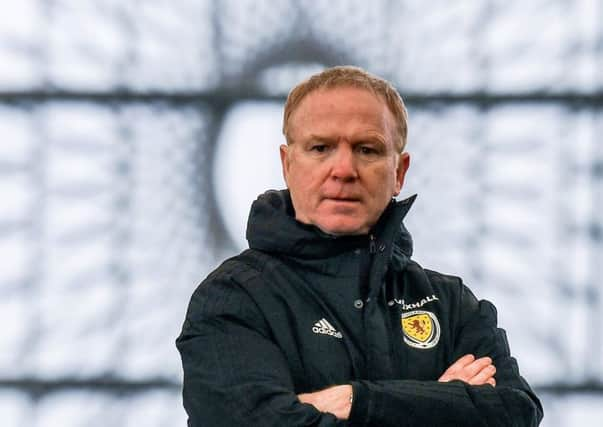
left=369, top=234, right=376, bottom=254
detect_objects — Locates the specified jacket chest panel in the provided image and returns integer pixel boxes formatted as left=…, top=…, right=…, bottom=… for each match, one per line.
left=388, top=300, right=452, bottom=380
left=295, top=316, right=354, bottom=390
left=254, top=267, right=357, bottom=391
left=264, top=302, right=355, bottom=392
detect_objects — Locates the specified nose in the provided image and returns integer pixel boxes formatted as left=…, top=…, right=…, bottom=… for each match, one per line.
left=329, top=145, right=358, bottom=181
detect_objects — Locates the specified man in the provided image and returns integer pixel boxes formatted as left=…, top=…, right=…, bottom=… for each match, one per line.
left=177, top=66, right=543, bottom=426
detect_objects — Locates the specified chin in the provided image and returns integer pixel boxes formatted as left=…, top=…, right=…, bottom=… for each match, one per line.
left=316, top=220, right=369, bottom=236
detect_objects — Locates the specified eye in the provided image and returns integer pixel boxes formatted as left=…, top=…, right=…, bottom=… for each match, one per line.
left=311, top=144, right=328, bottom=153
left=358, top=146, right=377, bottom=155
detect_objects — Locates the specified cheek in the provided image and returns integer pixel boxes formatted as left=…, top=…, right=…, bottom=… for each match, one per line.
left=292, top=162, right=321, bottom=187
left=288, top=167, right=320, bottom=201
left=368, top=167, right=398, bottom=199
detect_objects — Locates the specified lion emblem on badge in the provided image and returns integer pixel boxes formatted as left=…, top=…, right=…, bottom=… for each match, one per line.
left=401, top=310, right=440, bottom=349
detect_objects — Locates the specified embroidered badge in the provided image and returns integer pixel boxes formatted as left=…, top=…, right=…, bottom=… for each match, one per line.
left=401, top=310, right=440, bottom=349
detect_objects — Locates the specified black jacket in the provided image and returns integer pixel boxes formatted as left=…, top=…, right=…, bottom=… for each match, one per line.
left=176, top=190, right=543, bottom=426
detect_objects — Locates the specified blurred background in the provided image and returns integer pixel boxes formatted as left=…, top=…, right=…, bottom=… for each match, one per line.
left=1, top=0, right=602, bottom=426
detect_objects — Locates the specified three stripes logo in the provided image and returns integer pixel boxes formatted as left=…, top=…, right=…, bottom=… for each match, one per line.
left=312, top=318, right=343, bottom=339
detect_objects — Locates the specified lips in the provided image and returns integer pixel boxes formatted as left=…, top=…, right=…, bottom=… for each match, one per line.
left=323, top=196, right=361, bottom=203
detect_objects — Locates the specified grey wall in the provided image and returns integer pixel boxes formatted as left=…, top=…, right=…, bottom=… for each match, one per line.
left=1, top=1, right=602, bottom=426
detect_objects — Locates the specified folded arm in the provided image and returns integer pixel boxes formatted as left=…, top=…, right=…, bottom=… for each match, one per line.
left=299, top=286, right=542, bottom=426
left=177, top=276, right=542, bottom=426
left=299, top=354, right=497, bottom=421
left=176, top=277, right=347, bottom=427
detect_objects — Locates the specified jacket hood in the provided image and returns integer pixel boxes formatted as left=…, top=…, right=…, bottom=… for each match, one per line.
left=246, top=189, right=416, bottom=260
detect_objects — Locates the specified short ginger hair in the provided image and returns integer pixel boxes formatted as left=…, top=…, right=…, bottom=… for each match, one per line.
left=282, top=65, right=408, bottom=152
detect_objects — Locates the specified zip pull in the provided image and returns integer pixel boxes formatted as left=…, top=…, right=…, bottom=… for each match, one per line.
left=369, top=234, right=376, bottom=254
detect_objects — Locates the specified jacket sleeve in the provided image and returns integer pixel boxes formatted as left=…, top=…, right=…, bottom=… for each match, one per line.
left=346, top=284, right=543, bottom=427
left=176, top=273, right=347, bottom=427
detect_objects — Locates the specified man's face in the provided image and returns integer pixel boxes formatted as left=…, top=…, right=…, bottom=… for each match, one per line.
left=280, top=86, right=410, bottom=235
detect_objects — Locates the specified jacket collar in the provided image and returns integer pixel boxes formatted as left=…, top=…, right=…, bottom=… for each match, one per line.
left=246, top=189, right=416, bottom=260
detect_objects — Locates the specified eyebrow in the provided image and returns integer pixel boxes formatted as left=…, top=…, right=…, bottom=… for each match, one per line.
left=307, top=133, right=387, bottom=145
left=307, top=134, right=336, bottom=143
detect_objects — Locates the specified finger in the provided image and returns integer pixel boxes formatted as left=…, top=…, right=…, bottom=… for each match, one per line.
left=439, top=354, right=475, bottom=380
left=298, top=393, right=312, bottom=404
left=460, top=357, right=493, bottom=381
left=450, top=354, right=476, bottom=371
left=468, top=364, right=496, bottom=385
left=487, top=377, right=496, bottom=387
left=440, top=357, right=493, bottom=383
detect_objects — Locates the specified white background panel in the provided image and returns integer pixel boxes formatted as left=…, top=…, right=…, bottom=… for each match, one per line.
left=0, top=0, right=601, bottom=424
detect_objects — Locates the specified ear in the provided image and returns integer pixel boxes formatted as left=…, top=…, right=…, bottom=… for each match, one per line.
left=279, top=144, right=290, bottom=186
left=393, top=152, right=410, bottom=196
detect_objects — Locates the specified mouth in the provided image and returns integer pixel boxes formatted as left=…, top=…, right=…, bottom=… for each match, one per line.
left=324, top=197, right=361, bottom=203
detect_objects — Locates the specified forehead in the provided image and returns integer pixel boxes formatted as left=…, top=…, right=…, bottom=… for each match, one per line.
left=289, top=86, right=394, bottom=139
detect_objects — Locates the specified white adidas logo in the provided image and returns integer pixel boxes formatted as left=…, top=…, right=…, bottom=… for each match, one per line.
left=312, top=318, right=343, bottom=339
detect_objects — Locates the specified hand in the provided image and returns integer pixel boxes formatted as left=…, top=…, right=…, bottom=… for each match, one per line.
left=298, top=384, right=353, bottom=420
left=438, top=354, right=496, bottom=387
